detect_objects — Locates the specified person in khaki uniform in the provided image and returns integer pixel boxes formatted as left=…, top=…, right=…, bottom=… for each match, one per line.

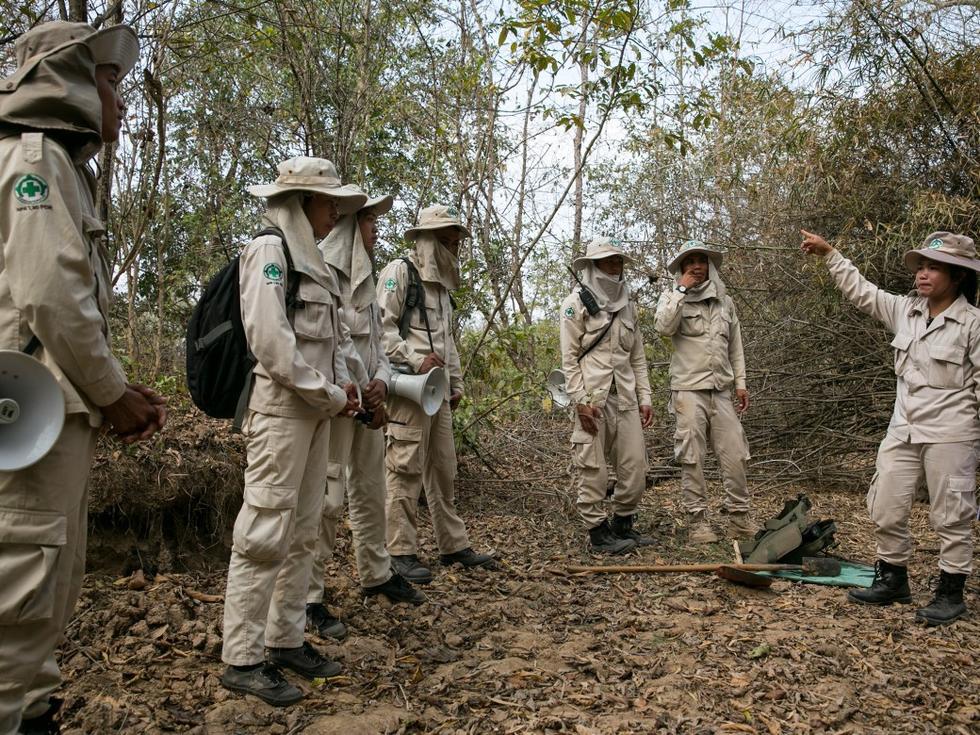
left=305, top=190, right=425, bottom=640
left=802, top=230, right=980, bottom=626
left=375, top=205, right=494, bottom=584
left=0, top=22, right=166, bottom=734
left=560, top=238, right=654, bottom=554
left=220, top=158, right=366, bottom=706
left=654, top=240, right=752, bottom=544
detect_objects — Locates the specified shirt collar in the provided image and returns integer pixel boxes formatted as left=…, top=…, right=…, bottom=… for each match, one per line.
left=907, top=293, right=969, bottom=323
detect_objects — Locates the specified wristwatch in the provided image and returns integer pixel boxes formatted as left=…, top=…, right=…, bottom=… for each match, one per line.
left=676, top=284, right=688, bottom=294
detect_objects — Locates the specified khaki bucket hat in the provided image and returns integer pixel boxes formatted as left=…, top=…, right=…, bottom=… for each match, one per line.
left=571, top=237, right=632, bottom=271
left=903, top=232, right=980, bottom=273
left=361, top=192, right=394, bottom=216
left=404, top=204, right=470, bottom=241
left=2, top=21, right=139, bottom=92
left=248, top=157, right=367, bottom=214
left=666, top=239, right=723, bottom=274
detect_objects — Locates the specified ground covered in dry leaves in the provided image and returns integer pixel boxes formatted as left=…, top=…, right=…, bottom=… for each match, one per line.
left=60, top=414, right=979, bottom=734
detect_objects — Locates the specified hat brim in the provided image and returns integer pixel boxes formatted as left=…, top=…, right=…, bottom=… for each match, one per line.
left=87, top=25, right=139, bottom=79
left=903, top=248, right=980, bottom=273
left=667, top=247, right=723, bottom=274
left=572, top=251, right=634, bottom=271
left=405, top=222, right=471, bottom=242
left=360, top=194, right=393, bottom=216
left=248, top=182, right=368, bottom=214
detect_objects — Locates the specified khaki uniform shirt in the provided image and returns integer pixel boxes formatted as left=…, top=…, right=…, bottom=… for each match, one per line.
left=0, top=133, right=126, bottom=424
left=376, top=258, right=462, bottom=393
left=559, top=293, right=652, bottom=409
left=332, top=270, right=392, bottom=387
left=240, top=232, right=350, bottom=418
left=826, top=249, right=980, bottom=443
left=654, top=286, right=746, bottom=391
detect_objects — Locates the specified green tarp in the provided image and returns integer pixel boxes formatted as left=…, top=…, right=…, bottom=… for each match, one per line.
left=759, top=559, right=875, bottom=588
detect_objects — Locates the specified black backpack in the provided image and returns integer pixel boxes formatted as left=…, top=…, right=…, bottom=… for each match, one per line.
left=185, top=227, right=298, bottom=421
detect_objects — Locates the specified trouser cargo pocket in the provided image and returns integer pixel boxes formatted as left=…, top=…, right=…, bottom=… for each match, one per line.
left=673, top=429, right=698, bottom=464
left=232, top=485, right=297, bottom=562
left=0, top=507, right=67, bottom=624
left=385, top=424, right=424, bottom=475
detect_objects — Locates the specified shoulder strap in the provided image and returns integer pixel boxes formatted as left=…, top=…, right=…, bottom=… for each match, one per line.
left=397, top=258, right=421, bottom=331
left=577, top=310, right=619, bottom=363
left=253, top=226, right=303, bottom=319
left=22, top=335, right=41, bottom=355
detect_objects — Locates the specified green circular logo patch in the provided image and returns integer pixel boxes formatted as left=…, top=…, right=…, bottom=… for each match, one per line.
left=14, top=174, right=48, bottom=205
left=263, top=262, right=284, bottom=282
left=384, top=277, right=397, bottom=291
left=564, top=306, right=575, bottom=318
left=928, top=238, right=944, bottom=249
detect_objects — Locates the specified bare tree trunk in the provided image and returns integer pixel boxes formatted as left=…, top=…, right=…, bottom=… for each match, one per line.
left=572, top=12, right=590, bottom=257
left=511, top=73, right=537, bottom=326
left=68, top=0, right=87, bottom=22
left=127, top=260, right=138, bottom=369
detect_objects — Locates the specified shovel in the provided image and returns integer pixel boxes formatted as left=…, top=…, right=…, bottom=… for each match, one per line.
left=565, top=557, right=842, bottom=577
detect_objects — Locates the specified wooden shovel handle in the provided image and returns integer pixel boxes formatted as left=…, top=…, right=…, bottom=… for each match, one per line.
left=566, top=563, right=801, bottom=574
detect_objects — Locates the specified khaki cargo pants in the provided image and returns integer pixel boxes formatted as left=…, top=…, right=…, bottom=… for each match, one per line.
left=571, top=394, right=648, bottom=529
left=670, top=389, right=750, bottom=516
left=869, top=433, right=978, bottom=575
left=308, top=416, right=391, bottom=598
left=0, top=414, right=97, bottom=735
left=385, top=395, right=469, bottom=556
left=222, top=411, right=331, bottom=666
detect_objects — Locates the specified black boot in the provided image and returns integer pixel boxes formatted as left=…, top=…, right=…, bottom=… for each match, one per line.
left=305, top=602, right=348, bottom=639
left=916, top=571, right=967, bottom=626
left=364, top=572, right=427, bottom=605
left=440, top=547, right=496, bottom=569
left=610, top=514, right=654, bottom=546
left=267, top=641, right=342, bottom=680
left=847, top=560, right=912, bottom=605
left=390, top=554, right=433, bottom=584
left=18, top=698, right=62, bottom=734
left=589, top=519, right=636, bottom=555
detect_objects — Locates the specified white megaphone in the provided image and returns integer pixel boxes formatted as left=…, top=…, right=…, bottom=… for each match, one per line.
left=547, top=369, right=571, bottom=409
left=0, top=350, right=66, bottom=471
left=389, top=367, right=448, bottom=416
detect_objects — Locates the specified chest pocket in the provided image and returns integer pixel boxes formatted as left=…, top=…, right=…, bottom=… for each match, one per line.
left=890, top=333, right=913, bottom=377
left=345, top=304, right=372, bottom=337
left=679, top=305, right=704, bottom=337
left=619, top=315, right=636, bottom=352
left=926, top=341, right=966, bottom=389
left=292, top=280, right=337, bottom=342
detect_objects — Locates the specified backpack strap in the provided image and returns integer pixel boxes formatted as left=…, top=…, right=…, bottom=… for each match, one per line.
left=22, top=335, right=41, bottom=355
left=397, top=257, right=435, bottom=354
left=577, top=310, right=619, bottom=363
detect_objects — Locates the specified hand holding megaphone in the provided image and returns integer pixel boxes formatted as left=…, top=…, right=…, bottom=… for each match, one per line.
left=418, top=352, right=445, bottom=374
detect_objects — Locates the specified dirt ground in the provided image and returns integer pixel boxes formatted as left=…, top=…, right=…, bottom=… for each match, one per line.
left=56, top=415, right=980, bottom=734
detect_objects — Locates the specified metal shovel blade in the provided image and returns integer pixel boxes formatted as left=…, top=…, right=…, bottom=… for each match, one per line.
left=716, top=565, right=774, bottom=588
